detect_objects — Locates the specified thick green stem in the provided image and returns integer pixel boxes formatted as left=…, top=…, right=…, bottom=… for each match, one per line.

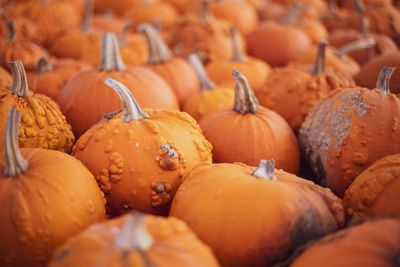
left=189, top=54, right=216, bottom=91
left=376, top=67, right=396, bottom=94
left=138, top=23, right=172, bottom=64
left=9, top=61, right=31, bottom=97
left=232, top=69, right=259, bottom=114
left=4, top=107, right=29, bottom=177
left=252, top=160, right=276, bottom=180
left=99, top=33, right=127, bottom=72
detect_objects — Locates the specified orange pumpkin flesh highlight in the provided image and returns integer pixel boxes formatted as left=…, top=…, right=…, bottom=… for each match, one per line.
left=73, top=78, right=212, bottom=217
left=170, top=160, right=344, bottom=267
left=0, top=107, right=106, bottom=267
left=49, top=212, right=220, bottom=267
left=199, top=70, right=300, bottom=174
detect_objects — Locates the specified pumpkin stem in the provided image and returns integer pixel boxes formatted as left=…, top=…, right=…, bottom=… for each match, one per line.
left=280, top=3, right=304, bottom=25
left=199, top=0, right=212, bottom=20
left=104, top=9, right=114, bottom=20
left=138, top=23, right=172, bottom=64
left=9, top=61, right=31, bottom=97
left=152, top=18, right=162, bottom=32
left=328, top=0, right=338, bottom=13
left=41, top=0, right=47, bottom=4
left=335, top=38, right=376, bottom=58
left=6, top=21, right=16, bottom=42
left=189, top=54, right=216, bottom=91
left=354, top=0, right=365, bottom=13
left=376, top=67, right=396, bottom=94
left=115, top=212, right=153, bottom=252
left=81, top=0, right=93, bottom=33
left=4, top=107, right=29, bottom=177
left=104, top=78, right=149, bottom=122
left=310, top=40, right=327, bottom=75
left=360, top=17, right=369, bottom=34
left=252, top=160, right=276, bottom=180
left=99, top=33, right=127, bottom=72
left=119, top=22, right=133, bottom=47
left=232, top=69, right=259, bottom=114
left=36, top=57, right=53, bottom=73
left=231, top=28, right=246, bottom=62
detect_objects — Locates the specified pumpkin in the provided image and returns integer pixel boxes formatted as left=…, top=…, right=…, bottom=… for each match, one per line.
left=90, top=12, right=125, bottom=36
left=94, top=0, right=159, bottom=16
left=256, top=0, right=286, bottom=21
left=138, top=24, right=199, bottom=106
left=355, top=52, right=400, bottom=93
left=165, top=0, right=240, bottom=64
left=118, top=22, right=149, bottom=66
left=0, top=15, right=44, bottom=44
left=246, top=20, right=312, bottom=66
left=199, top=70, right=300, bottom=174
left=0, top=66, right=12, bottom=90
left=256, top=40, right=356, bottom=134
left=183, top=54, right=234, bottom=121
left=299, top=67, right=400, bottom=197
left=343, top=153, right=400, bottom=221
left=0, top=21, right=47, bottom=71
left=72, top=78, right=212, bottom=216
left=328, top=18, right=398, bottom=66
left=49, top=212, right=220, bottom=267
left=205, top=27, right=271, bottom=93
left=123, top=0, right=178, bottom=31
left=0, top=61, right=75, bottom=152
left=57, top=33, right=178, bottom=138
left=170, top=160, right=345, bottom=267
left=0, top=107, right=106, bottom=267
left=291, top=218, right=400, bottom=267
left=27, top=57, right=92, bottom=101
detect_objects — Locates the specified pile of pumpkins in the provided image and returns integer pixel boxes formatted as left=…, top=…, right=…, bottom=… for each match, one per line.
left=0, top=0, right=400, bottom=266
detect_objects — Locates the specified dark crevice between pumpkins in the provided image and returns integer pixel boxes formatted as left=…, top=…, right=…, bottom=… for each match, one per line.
left=189, top=54, right=216, bottom=91
left=232, top=69, right=259, bottom=114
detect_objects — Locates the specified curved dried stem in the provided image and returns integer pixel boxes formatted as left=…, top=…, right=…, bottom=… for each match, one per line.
left=360, top=17, right=369, bottom=35
left=9, top=61, right=31, bottom=97
left=231, top=28, right=246, bottom=62
left=119, top=22, right=133, bottom=46
left=232, top=69, right=259, bottom=114
left=137, top=23, right=172, bottom=64
left=36, top=57, right=53, bottom=73
left=115, top=212, right=153, bottom=252
left=199, top=0, right=212, bottom=20
left=252, top=160, right=276, bottom=180
left=104, top=78, right=149, bottom=122
left=354, top=0, right=365, bottom=13
left=81, top=0, right=93, bottom=33
left=280, top=2, right=305, bottom=25
left=99, top=33, right=127, bottom=72
left=4, top=107, right=29, bottom=177
left=376, top=67, right=396, bottom=94
left=328, top=0, right=338, bottom=13
left=310, top=40, right=328, bottom=75
left=6, top=21, right=16, bottom=42
left=335, top=38, right=376, bottom=58
left=189, top=54, right=216, bottom=91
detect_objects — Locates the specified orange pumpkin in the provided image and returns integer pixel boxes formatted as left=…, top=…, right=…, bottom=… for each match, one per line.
left=0, top=21, right=47, bottom=71
left=291, top=218, right=400, bottom=267
left=94, top=0, right=160, bottom=16
left=57, top=33, right=178, bottom=138
left=256, top=40, right=356, bottom=134
left=90, top=12, right=125, bottom=36
left=183, top=54, right=234, bottom=121
left=72, top=78, right=212, bottom=216
left=205, top=28, right=271, bottom=93
left=138, top=24, right=199, bottom=106
left=343, top=153, right=400, bottom=221
left=0, top=107, right=106, bottom=267
left=49, top=212, right=220, bottom=267
left=300, top=67, right=400, bottom=197
left=118, top=22, right=149, bottom=66
left=170, top=160, right=345, bottom=267
left=0, top=66, right=12, bottom=90
left=0, top=15, right=45, bottom=44
left=27, top=57, right=92, bottom=101
left=199, top=70, right=300, bottom=174
left=0, top=61, right=75, bottom=153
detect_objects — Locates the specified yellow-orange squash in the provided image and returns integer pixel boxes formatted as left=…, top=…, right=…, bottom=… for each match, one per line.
left=48, top=212, right=220, bottom=267
left=0, top=107, right=106, bottom=267
left=291, top=218, right=400, bottom=267
left=343, top=153, right=400, bottom=221
left=199, top=70, right=300, bottom=174
left=300, top=67, right=400, bottom=197
left=0, top=61, right=75, bottom=153
left=73, top=78, right=212, bottom=216
left=170, top=160, right=345, bottom=267
left=0, top=66, right=12, bottom=90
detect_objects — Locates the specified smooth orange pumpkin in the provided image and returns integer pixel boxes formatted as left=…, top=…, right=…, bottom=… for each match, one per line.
left=0, top=66, right=12, bottom=90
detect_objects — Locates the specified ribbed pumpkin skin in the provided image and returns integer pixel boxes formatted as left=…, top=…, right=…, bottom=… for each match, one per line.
left=170, top=163, right=344, bottom=267
left=48, top=213, right=220, bottom=267
left=291, top=218, right=400, bottom=267
left=57, top=67, right=179, bottom=138
left=73, top=109, right=212, bottom=217
left=0, top=148, right=106, bottom=267
left=343, top=153, right=400, bottom=221
left=199, top=106, right=300, bottom=174
left=0, top=91, right=75, bottom=153
left=300, top=87, right=400, bottom=197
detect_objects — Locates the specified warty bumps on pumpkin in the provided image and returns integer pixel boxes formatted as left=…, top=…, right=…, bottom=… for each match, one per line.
left=72, top=78, right=212, bottom=217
